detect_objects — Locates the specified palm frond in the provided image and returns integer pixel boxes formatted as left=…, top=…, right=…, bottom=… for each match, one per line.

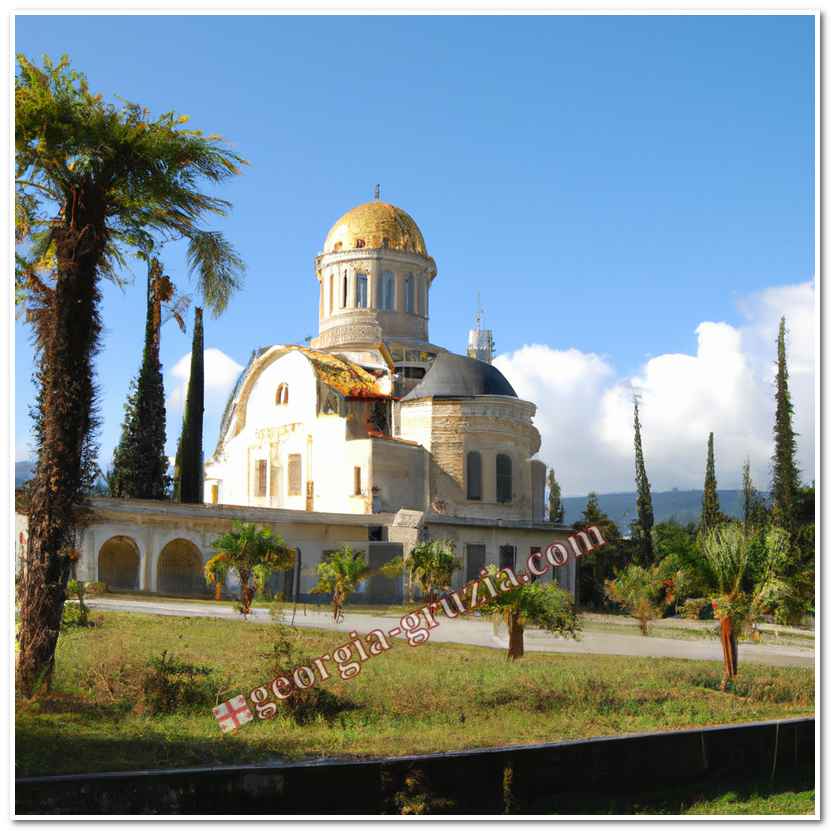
left=185, top=230, right=244, bottom=316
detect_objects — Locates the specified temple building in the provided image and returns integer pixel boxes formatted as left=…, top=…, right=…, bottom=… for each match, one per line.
left=16, top=196, right=577, bottom=602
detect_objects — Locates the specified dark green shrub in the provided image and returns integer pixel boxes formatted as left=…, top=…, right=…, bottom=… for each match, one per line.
left=141, top=651, right=217, bottom=714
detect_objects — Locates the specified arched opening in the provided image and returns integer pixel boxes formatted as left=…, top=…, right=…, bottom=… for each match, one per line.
left=157, top=539, right=209, bottom=597
left=98, top=536, right=140, bottom=591
left=275, top=383, right=289, bottom=405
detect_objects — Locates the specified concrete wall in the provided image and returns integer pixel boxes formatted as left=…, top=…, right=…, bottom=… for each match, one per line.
left=16, top=717, right=814, bottom=815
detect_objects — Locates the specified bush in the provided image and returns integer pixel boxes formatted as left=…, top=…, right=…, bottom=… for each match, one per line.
left=260, top=622, right=351, bottom=725
left=678, top=597, right=713, bottom=620
left=141, top=651, right=218, bottom=715
left=604, top=564, right=670, bottom=635
left=61, top=580, right=93, bottom=630
left=84, top=581, right=108, bottom=595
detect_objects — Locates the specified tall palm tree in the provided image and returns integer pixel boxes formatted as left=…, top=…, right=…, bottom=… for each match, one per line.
left=15, top=54, right=245, bottom=695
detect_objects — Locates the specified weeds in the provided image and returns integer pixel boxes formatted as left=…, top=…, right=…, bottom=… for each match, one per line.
left=141, top=651, right=218, bottom=715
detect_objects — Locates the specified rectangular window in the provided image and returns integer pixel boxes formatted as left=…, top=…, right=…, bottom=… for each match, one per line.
left=466, top=544, right=486, bottom=583
left=356, top=274, right=368, bottom=308
left=404, top=274, right=414, bottom=313
left=496, top=454, right=512, bottom=503
left=466, top=451, right=482, bottom=500
left=529, top=546, right=541, bottom=582
left=381, top=271, right=395, bottom=310
left=499, top=545, right=516, bottom=571
left=353, top=466, right=362, bottom=496
left=255, top=460, right=267, bottom=497
left=342, top=274, right=348, bottom=308
left=288, top=454, right=302, bottom=496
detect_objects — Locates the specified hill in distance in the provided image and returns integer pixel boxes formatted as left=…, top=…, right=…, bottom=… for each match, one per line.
left=15, top=460, right=761, bottom=532
left=561, top=489, right=767, bottom=531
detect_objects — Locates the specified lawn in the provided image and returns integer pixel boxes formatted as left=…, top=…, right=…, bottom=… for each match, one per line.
left=539, top=766, right=815, bottom=815
left=16, top=611, right=814, bottom=780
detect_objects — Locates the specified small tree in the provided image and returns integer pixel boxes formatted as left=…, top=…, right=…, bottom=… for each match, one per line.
left=206, top=522, right=294, bottom=615
left=406, top=539, right=461, bottom=604
left=547, top=468, right=564, bottom=524
left=312, top=546, right=402, bottom=622
left=604, top=563, right=671, bottom=635
left=477, top=565, right=579, bottom=660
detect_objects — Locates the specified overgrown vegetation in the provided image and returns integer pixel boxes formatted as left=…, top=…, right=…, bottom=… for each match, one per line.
left=15, top=611, right=813, bottom=777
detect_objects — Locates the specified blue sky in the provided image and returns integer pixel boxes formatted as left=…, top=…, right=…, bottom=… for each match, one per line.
left=14, top=15, right=815, bottom=493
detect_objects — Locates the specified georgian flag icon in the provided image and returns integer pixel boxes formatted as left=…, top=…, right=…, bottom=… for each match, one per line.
left=213, top=695, right=254, bottom=734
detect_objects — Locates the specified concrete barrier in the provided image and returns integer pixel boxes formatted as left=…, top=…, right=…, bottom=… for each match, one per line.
left=16, top=716, right=814, bottom=815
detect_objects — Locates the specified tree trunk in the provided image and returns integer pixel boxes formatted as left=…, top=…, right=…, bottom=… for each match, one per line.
left=719, top=615, right=738, bottom=689
left=214, top=582, right=222, bottom=602
left=507, top=611, right=525, bottom=660
left=17, top=198, right=105, bottom=696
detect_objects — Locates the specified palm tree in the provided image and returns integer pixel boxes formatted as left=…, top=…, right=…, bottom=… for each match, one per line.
left=312, top=546, right=402, bottom=622
left=698, top=523, right=795, bottom=690
left=406, top=539, right=461, bottom=604
left=476, top=566, right=579, bottom=660
left=206, top=522, right=295, bottom=615
left=15, top=54, right=245, bottom=695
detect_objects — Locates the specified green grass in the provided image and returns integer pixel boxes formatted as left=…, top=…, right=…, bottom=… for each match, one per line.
left=537, top=766, right=815, bottom=815
left=16, top=611, right=814, bottom=779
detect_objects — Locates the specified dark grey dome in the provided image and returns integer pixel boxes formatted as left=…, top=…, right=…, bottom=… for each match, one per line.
left=402, top=352, right=517, bottom=401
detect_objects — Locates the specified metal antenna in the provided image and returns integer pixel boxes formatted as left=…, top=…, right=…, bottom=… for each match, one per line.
left=374, top=183, right=381, bottom=201
left=474, top=291, right=483, bottom=331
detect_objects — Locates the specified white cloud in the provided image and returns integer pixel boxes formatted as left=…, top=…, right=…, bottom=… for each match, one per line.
left=166, top=347, right=244, bottom=412
left=494, top=281, right=814, bottom=496
left=165, top=348, right=244, bottom=457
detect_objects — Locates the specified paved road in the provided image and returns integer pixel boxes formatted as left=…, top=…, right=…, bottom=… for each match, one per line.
left=86, top=597, right=815, bottom=668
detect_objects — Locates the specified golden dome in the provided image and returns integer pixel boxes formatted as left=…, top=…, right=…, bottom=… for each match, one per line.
left=323, top=201, right=428, bottom=257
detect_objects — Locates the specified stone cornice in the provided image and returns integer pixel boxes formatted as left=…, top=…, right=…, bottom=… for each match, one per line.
left=83, top=497, right=396, bottom=529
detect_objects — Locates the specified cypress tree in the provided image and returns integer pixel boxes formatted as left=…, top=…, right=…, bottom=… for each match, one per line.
left=742, top=458, right=766, bottom=530
left=174, top=307, right=205, bottom=503
left=633, top=398, right=655, bottom=564
left=771, top=317, right=800, bottom=531
left=547, top=468, right=564, bottom=524
left=110, top=259, right=170, bottom=499
left=701, top=432, right=721, bottom=532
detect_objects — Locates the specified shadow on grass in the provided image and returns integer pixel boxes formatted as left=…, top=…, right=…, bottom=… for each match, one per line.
left=531, top=765, right=814, bottom=815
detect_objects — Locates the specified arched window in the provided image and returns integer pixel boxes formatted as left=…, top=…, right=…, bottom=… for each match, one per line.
left=466, top=451, right=482, bottom=501
left=404, top=274, right=414, bottom=313
left=356, top=273, right=368, bottom=308
left=333, top=241, right=343, bottom=252
left=381, top=271, right=395, bottom=310
left=328, top=273, right=334, bottom=315
left=275, top=383, right=288, bottom=405
left=355, top=238, right=366, bottom=249
left=496, top=454, right=512, bottom=503
left=342, top=273, right=348, bottom=308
